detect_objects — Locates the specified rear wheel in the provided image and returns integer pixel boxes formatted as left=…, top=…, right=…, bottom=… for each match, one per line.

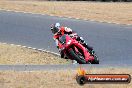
left=69, top=49, right=86, bottom=64
left=91, top=54, right=99, bottom=64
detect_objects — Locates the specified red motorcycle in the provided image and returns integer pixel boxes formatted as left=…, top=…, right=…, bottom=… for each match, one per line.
left=58, top=34, right=99, bottom=64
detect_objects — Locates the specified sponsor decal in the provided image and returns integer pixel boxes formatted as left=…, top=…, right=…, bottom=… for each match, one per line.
left=76, top=66, right=131, bottom=85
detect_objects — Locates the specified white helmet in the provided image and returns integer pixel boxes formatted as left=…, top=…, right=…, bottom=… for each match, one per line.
left=50, top=23, right=61, bottom=34
left=55, top=23, right=60, bottom=29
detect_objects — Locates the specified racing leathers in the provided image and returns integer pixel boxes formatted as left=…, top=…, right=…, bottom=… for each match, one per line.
left=53, top=26, right=94, bottom=58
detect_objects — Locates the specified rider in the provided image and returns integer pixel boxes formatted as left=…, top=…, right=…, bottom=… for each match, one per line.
left=50, top=23, right=94, bottom=58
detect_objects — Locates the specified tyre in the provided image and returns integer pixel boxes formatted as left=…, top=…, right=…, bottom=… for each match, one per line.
left=91, top=54, right=99, bottom=64
left=69, top=49, right=86, bottom=64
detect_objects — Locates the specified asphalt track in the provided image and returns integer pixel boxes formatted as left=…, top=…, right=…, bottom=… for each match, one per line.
left=0, top=10, right=132, bottom=66
left=0, top=65, right=132, bottom=71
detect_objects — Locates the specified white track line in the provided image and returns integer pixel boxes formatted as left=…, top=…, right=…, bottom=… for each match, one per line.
left=0, top=9, right=131, bottom=26
left=22, top=46, right=27, bottom=48
left=16, top=45, right=21, bottom=47
left=0, top=42, right=60, bottom=56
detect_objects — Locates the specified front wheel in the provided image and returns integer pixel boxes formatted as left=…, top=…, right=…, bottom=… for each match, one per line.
left=68, top=49, right=86, bottom=64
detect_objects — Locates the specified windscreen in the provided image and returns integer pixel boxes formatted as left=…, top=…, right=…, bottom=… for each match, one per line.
left=59, top=35, right=66, bottom=44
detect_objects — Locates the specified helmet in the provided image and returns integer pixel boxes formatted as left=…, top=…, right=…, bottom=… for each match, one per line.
left=50, top=23, right=61, bottom=34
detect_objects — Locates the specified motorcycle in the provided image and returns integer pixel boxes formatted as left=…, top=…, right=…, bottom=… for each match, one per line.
left=58, top=34, right=99, bottom=64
